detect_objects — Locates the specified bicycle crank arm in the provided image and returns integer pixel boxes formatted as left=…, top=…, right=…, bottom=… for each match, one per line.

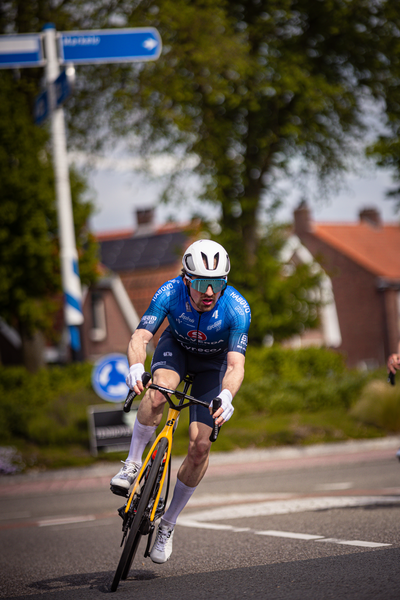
left=144, top=524, right=155, bottom=558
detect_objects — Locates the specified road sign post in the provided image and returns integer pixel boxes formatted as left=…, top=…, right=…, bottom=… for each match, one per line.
left=43, top=23, right=84, bottom=357
left=0, top=24, right=162, bottom=361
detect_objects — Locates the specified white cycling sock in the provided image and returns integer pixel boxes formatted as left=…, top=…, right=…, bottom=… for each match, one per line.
left=127, top=419, right=157, bottom=464
left=162, top=478, right=197, bottom=527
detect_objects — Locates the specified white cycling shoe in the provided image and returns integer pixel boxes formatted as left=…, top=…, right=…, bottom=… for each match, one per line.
left=110, top=460, right=140, bottom=494
left=150, top=522, right=175, bottom=564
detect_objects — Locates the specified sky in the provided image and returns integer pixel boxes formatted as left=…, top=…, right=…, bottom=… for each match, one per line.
left=78, top=151, right=399, bottom=234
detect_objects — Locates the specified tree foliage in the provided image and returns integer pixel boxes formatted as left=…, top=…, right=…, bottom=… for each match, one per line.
left=0, top=68, right=97, bottom=359
left=3, top=1, right=400, bottom=345
left=66, top=1, right=400, bottom=251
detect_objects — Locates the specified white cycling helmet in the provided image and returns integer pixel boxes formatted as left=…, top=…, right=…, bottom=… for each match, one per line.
left=182, top=239, right=230, bottom=278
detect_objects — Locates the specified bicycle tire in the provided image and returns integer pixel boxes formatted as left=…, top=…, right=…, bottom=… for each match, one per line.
left=120, top=435, right=168, bottom=582
left=110, top=437, right=168, bottom=592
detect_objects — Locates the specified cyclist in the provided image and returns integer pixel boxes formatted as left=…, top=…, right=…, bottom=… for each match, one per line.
left=387, top=347, right=400, bottom=460
left=110, top=239, right=251, bottom=563
left=387, top=348, right=400, bottom=375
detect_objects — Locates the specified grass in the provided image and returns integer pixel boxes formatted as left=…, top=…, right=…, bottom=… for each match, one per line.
left=4, top=404, right=387, bottom=473
left=0, top=349, right=396, bottom=473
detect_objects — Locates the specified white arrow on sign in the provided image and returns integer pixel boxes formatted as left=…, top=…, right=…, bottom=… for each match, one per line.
left=143, top=37, right=158, bottom=51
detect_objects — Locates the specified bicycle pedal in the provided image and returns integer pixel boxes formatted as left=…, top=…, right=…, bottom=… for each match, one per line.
left=144, top=524, right=155, bottom=558
left=117, top=505, right=126, bottom=520
left=110, top=484, right=129, bottom=498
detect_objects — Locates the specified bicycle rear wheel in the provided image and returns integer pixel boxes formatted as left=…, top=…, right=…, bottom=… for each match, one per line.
left=110, top=438, right=168, bottom=592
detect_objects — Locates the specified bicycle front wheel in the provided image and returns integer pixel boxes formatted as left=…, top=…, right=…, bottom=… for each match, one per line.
left=110, top=437, right=168, bottom=592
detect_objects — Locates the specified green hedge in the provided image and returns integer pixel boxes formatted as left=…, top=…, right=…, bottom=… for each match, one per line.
left=235, top=346, right=370, bottom=416
left=0, top=347, right=376, bottom=451
left=0, top=363, right=98, bottom=446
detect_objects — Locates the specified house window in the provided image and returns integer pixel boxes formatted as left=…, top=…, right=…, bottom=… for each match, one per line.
left=90, top=292, right=107, bottom=342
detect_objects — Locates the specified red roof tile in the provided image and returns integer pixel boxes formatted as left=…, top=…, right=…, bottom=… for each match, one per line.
left=313, top=221, right=400, bottom=279
left=96, top=228, right=134, bottom=241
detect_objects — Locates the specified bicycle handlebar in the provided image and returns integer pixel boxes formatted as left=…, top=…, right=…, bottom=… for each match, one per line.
left=123, top=372, right=222, bottom=442
left=388, top=371, right=396, bottom=386
left=123, top=372, right=151, bottom=413
left=209, top=398, right=222, bottom=442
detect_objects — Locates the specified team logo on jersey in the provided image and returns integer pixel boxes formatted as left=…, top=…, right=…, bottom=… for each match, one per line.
left=238, top=334, right=248, bottom=350
left=141, top=315, right=157, bottom=325
left=188, top=330, right=207, bottom=341
left=178, top=312, right=195, bottom=324
left=207, top=319, right=222, bottom=331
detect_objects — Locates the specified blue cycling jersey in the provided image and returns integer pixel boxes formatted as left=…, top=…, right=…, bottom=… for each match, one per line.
left=137, top=277, right=251, bottom=355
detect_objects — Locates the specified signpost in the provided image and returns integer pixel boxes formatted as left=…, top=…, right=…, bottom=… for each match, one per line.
left=0, top=24, right=162, bottom=360
left=91, top=353, right=130, bottom=402
left=88, top=403, right=139, bottom=456
left=0, top=33, right=44, bottom=68
left=59, top=28, right=161, bottom=64
left=89, top=353, right=138, bottom=456
left=54, top=68, right=74, bottom=107
left=34, top=89, right=49, bottom=125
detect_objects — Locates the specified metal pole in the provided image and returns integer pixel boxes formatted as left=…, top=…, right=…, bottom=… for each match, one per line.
left=43, top=23, right=83, bottom=359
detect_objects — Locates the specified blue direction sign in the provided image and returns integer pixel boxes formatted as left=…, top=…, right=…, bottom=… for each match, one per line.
left=59, top=27, right=161, bottom=65
left=92, top=353, right=130, bottom=402
left=0, top=33, right=44, bottom=68
left=54, top=69, right=72, bottom=107
left=34, top=89, right=49, bottom=125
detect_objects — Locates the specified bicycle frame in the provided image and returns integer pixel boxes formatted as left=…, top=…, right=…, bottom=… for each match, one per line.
left=124, top=404, right=177, bottom=521
left=124, top=375, right=208, bottom=523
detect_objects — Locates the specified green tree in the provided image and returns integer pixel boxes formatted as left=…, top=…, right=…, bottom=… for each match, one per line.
left=66, top=0, right=399, bottom=342
left=0, top=70, right=98, bottom=370
left=72, top=0, right=400, bottom=254
left=220, top=218, right=322, bottom=344
left=4, top=1, right=400, bottom=345
left=0, top=2, right=99, bottom=369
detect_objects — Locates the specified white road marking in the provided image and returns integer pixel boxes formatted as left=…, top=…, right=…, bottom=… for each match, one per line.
left=181, top=495, right=400, bottom=523
left=189, top=492, right=294, bottom=507
left=179, top=495, right=398, bottom=549
left=256, top=530, right=325, bottom=540
left=315, top=538, right=391, bottom=548
left=38, top=515, right=96, bottom=527
left=315, top=482, right=353, bottom=491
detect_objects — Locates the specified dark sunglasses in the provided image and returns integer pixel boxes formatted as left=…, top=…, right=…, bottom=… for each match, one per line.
left=188, top=277, right=227, bottom=293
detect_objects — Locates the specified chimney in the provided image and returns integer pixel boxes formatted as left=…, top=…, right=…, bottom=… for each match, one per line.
left=359, top=207, right=381, bottom=228
left=135, top=207, right=155, bottom=236
left=294, top=200, right=312, bottom=236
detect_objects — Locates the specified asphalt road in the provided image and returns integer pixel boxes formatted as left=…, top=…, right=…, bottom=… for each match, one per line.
left=1, top=437, right=400, bottom=600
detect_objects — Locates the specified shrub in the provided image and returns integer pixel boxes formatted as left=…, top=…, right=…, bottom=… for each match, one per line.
left=236, top=346, right=369, bottom=416
left=350, top=380, right=400, bottom=432
left=0, top=363, right=99, bottom=446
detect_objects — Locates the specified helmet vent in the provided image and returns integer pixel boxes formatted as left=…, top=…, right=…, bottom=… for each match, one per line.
left=201, top=252, right=209, bottom=270
left=184, top=254, right=195, bottom=271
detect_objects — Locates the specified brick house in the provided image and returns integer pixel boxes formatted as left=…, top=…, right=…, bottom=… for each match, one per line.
left=293, top=201, right=400, bottom=368
left=80, top=273, right=140, bottom=361
left=97, top=209, right=195, bottom=348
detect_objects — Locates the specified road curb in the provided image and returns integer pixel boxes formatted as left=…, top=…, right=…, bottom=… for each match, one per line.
left=0, top=436, right=399, bottom=496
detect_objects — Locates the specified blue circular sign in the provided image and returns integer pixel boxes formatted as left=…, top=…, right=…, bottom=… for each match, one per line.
left=92, top=353, right=130, bottom=402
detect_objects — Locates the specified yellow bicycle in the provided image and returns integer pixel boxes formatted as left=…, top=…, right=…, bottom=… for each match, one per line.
left=110, top=372, right=221, bottom=592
